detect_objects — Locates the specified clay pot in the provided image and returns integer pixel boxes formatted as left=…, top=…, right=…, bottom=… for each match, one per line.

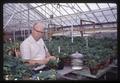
left=89, top=67, right=98, bottom=75
left=63, top=58, right=71, bottom=66
left=99, top=64, right=105, bottom=69
left=105, top=58, right=110, bottom=67
left=57, top=58, right=64, bottom=70
left=96, top=63, right=101, bottom=70
left=109, top=57, right=113, bottom=64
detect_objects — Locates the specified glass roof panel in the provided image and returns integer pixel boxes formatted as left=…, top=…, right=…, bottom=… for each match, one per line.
left=61, top=5, right=74, bottom=15
left=36, top=6, right=46, bottom=17
left=31, top=3, right=37, bottom=7
left=36, top=3, right=43, bottom=6
left=43, top=4, right=53, bottom=16
left=108, top=3, right=117, bottom=7
left=87, top=3, right=99, bottom=10
left=4, top=4, right=16, bottom=14
left=3, top=3, right=117, bottom=31
left=112, top=9, right=117, bottom=15
left=85, top=14, right=96, bottom=22
left=71, top=3, right=82, bottom=12
left=97, top=3, right=109, bottom=9
left=77, top=3, right=89, bottom=12
left=94, top=12, right=108, bottom=22
left=49, top=4, right=62, bottom=16
left=80, top=14, right=89, bottom=21
left=59, top=6, right=69, bottom=16
left=94, top=12, right=103, bottom=17
left=97, top=16, right=107, bottom=23
left=67, top=4, right=78, bottom=13
left=103, top=10, right=113, bottom=16
left=86, top=13, right=94, bottom=19
left=106, top=15, right=116, bottom=22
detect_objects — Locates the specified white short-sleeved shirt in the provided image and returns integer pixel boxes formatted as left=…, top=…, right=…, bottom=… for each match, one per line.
left=20, top=35, right=48, bottom=61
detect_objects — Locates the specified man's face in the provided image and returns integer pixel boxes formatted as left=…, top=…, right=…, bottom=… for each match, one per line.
left=33, top=26, right=45, bottom=41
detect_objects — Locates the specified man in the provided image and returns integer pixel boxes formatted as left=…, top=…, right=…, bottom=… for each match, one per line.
left=20, top=22, right=56, bottom=69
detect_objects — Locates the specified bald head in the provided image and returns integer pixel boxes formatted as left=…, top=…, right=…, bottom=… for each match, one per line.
left=32, top=22, right=44, bottom=31
left=32, top=22, right=45, bottom=41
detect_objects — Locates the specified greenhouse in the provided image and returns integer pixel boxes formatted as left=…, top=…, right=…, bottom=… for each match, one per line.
left=3, top=3, right=117, bottom=80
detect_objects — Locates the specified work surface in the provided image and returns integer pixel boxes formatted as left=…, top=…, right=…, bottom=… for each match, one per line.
left=56, top=63, right=117, bottom=80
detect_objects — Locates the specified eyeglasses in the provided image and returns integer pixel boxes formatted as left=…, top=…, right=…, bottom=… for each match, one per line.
left=33, top=28, right=45, bottom=33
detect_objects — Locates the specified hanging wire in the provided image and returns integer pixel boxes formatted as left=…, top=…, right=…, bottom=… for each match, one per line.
left=58, top=3, right=62, bottom=26
left=27, top=3, right=30, bottom=38
left=45, top=3, right=46, bottom=20
left=45, top=4, right=48, bottom=40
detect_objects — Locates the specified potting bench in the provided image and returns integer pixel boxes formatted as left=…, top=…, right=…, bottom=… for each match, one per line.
left=56, top=63, right=117, bottom=80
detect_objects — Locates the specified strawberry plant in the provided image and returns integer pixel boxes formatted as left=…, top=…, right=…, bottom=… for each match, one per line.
left=3, top=41, right=33, bottom=80
left=3, top=54, right=33, bottom=80
left=35, top=69, right=56, bottom=80
left=45, top=36, right=117, bottom=72
left=46, top=59, right=58, bottom=69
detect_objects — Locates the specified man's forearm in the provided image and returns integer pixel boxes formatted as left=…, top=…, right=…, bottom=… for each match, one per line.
left=26, top=58, right=50, bottom=65
left=45, top=52, right=53, bottom=60
left=46, top=52, right=51, bottom=58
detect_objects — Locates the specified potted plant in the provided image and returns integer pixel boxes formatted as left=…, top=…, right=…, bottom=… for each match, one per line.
left=46, top=59, right=58, bottom=69
left=87, top=59, right=99, bottom=75
left=4, top=51, right=33, bottom=80
left=35, top=69, right=56, bottom=80
left=57, top=58, right=64, bottom=70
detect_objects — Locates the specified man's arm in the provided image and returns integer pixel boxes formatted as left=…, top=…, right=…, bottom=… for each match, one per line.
left=45, top=51, right=56, bottom=60
left=46, top=51, right=51, bottom=58
left=44, top=44, right=56, bottom=60
left=24, top=57, right=50, bottom=65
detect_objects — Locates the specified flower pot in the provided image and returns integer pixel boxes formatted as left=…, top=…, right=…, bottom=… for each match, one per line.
left=96, top=63, right=101, bottom=70
left=99, top=60, right=106, bottom=69
left=57, top=58, right=64, bottom=70
left=99, top=64, right=105, bottom=69
left=109, top=57, right=113, bottom=64
left=89, top=67, right=98, bottom=75
left=63, top=58, right=71, bottom=66
left=105, top=58, right=110, bottom=67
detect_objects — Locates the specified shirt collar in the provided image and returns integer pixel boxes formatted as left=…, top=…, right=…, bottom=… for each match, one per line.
left=29, top=35, right=36, bottom=43
left=29, top=35, right=42, bottom=43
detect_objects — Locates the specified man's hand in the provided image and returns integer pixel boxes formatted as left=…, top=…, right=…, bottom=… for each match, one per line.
left=44, top=57, right=50, bottom=64
left=48, top=56, right=56, bottom=60
left=46, top=51, right=56, bottom=60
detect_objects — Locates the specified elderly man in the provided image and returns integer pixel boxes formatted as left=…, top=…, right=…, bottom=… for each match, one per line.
left=20, top=22, right=56, bottom=70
